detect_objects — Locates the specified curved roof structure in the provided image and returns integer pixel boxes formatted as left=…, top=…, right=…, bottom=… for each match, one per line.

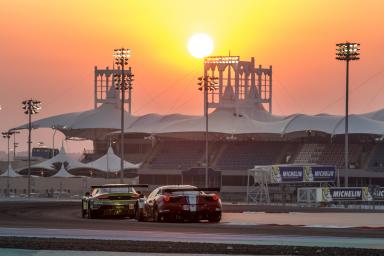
left=13, top=103, right=137, bottom=140
left=68, top=103, right=137, bottom=130
left=123, top=113, right=195, bottom=134
left=154, top=108, right=282, bottom=135
left=59, top=103, right=139, bottom=140
left=13, top=111, right=82, bottom=130
left=12, top=101, right=384, bottom=139
left=362, top=109, right=384, bottom=122
left=128, top=107, right=384, bottom=137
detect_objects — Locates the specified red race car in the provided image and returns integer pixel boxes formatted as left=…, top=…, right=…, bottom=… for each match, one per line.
left=135, top=185, right=221, bottom=222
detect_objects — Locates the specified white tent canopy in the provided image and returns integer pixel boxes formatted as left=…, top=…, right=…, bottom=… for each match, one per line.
left=51, top=164, right=76, bottom=178
left=0, top=163, right=22, bottom=177
left=31, top=144, right=87, bottom=170
left=83, top=146, right=140, bottom=172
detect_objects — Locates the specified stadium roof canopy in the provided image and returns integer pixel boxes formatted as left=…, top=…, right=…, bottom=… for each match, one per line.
left=13, top=103, right=137, bottom=140
left=120, top=108, right=384, bottom=137
left=11, top=101, right=384, bottom=139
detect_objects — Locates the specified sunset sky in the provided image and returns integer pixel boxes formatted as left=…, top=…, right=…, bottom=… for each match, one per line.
left=0, top=0, right=384, bottom=153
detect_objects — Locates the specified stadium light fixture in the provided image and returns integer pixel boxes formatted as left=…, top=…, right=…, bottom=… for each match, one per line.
left=204, top=56, right=240, bottom=64
left=336, top=42, right=360, bottom=187
left=22, top=99, right=41, bottom=197
left=113, top=48, right=134, bottom=184
left=197, top=75, right=218, bottom=188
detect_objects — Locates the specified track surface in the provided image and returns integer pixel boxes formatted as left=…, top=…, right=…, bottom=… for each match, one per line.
left=0, top=201, right=383, bottom=238
left=1, top=201, right=384, bottom=255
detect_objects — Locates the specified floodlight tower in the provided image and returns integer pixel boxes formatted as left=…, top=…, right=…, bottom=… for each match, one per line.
left=22, top=99, right=41, bottom=197
left=197, top=75, right=218, bottom=188
left=113, top=48, right=134, bottom=183
left=2, top=130, right=14, bottom=196
left=336, top=42, right=360, bottom=187
left=12, top=131, right=20, bottom=160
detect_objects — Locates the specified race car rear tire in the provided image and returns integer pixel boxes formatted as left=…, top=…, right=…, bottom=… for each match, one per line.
left=208, top=213, right=221, bottom=223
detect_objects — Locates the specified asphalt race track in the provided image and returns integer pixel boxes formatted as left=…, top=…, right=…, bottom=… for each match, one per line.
left=0, top=201, right=384, bottom=255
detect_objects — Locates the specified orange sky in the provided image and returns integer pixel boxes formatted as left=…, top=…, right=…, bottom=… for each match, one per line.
left=0, top=0, right=384, bottom=153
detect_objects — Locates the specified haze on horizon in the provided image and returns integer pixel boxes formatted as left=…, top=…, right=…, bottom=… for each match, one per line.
left=0, top=0, right=384, bottom=153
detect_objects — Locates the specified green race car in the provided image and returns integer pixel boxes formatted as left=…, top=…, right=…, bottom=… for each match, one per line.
left=82, top=184, right=147, bottom=219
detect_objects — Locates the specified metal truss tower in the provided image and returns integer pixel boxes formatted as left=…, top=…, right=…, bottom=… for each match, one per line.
left=94, top=66, right=133, bottom=113
left=203, top=56, right=273, bottom=114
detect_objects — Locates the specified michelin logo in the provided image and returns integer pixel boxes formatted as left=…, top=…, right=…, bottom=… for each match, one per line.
left=282, top=170, right=302, bottom=177
left=332, top=190, right=361, bottom=198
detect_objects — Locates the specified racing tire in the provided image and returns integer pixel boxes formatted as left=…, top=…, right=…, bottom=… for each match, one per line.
left=208, top=213, right=221, bottom=223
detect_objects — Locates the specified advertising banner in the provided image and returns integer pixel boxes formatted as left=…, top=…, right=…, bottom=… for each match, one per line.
left=270, top=165, right=335, bottom=183
left=307, top=166, right=336, bottom=182
left=321, top=187, right=372, bottom=202
left=370, top=187, right=384, bottom=201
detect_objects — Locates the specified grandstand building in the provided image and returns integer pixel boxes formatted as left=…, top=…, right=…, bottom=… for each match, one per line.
left=9, top=56, right=384, bottom=201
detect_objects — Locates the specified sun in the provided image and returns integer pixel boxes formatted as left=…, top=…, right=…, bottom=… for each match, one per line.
left=187, top=33, right=214, bottom=59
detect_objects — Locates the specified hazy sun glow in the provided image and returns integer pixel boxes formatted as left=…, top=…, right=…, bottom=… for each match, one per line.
left=187, top=33, right=214, bottom=58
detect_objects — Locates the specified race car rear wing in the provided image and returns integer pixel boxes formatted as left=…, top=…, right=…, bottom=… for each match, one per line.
left=91, top=184, right=149, bottom=189
left=163, top=187, right=220, bottom=193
